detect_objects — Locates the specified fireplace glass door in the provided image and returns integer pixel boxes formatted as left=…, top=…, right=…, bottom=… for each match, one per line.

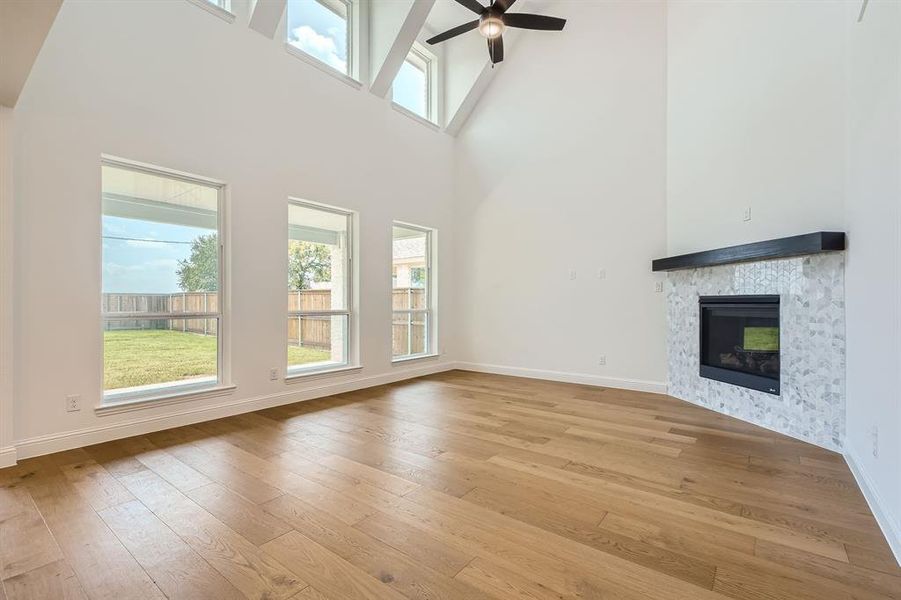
left=699, top=295, right=780, bottom=394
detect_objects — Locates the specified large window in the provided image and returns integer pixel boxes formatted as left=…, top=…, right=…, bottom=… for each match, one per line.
left=288, top=200, right=353, bottom=375
left=101, top=160, right=225, bottom=402
left=392, top=43, right=436, bottom=122
left=286, top=0, right=352, bottom=77
left=392, top=223, right=434, bottom=360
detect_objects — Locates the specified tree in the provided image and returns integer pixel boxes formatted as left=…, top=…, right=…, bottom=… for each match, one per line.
left=289, top=241, right=331, bottom=290
left=177, top=234, right=218, bottom=292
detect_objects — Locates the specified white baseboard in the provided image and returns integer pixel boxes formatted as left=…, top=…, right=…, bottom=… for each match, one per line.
left=455, top=362, right=667, bottom=394
left=844, top=449, right=901, bottom=566
left=0, top=446, right=16, bottom=468
left=13, top=361, right=458, bottom=462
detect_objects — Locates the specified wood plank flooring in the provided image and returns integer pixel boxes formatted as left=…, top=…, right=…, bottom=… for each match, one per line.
left=1, top=370, right=898, bottom=599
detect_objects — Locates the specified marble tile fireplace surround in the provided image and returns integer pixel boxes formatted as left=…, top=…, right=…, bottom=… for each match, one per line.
left=654, top=233, right=847, bottom=450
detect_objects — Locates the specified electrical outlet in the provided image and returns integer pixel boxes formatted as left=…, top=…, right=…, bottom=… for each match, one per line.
left=743, top=207, right=752, bottom=222
left=66, top=395, right=81, bottom=412
left=269, top=368, right=279, bottom=381
left=598, top=355, right=607, bottom=366
left=655, top=281, right=664, bottom=293
left=597, top=269, right=607, bottom=280
left=871, top=425, right=879, bottom=458
left=569, top=269, right=577, bottom=280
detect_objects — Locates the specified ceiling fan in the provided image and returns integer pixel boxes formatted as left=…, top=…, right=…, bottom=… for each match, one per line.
left=425, top=0, right=566, bottom=65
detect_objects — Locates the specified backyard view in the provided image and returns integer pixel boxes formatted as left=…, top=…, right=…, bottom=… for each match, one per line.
left=101, top=164, right=225, bottom=395
left=103, top=329, right=328, bottom=390
left=101, top=166, right=428, bottom=396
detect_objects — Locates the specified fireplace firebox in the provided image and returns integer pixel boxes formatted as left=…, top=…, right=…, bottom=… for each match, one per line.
left=699, top=295, right=780, bottom=395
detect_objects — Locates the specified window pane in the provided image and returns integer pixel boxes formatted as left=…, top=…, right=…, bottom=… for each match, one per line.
left=287, top=0, right=349, bottom=74
left=289, top=203, right=349, bottom=310
left=392, top=225, right=428, bottom=301
left=102, top=164, right=221, bottom=397
left=392, top=312, right=427, bottom=358
left=102, top=165, right=219, bottom=297
left=392, top=287, right=426, bottom=311
left=393, top=224, right=431, bottom=359
left=103, top=318, right=218, bottom=393
left=287, top=315, right=348, bottom=371
left=394, top=58, right=427, bottom=118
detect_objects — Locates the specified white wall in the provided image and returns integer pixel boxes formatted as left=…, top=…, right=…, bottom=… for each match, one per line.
left=0, top=106, right=14, bottom=466
left=843, top=0, right=901, bottom=560
left=11, top=0, right=458, bottom=454
left=443, top=29, right=490, bottom=127
left=454, top=0, right=668, bottom=390
left=667, top=0, right=847, bottom=255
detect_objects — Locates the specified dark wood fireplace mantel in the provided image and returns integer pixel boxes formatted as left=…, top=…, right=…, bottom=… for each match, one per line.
left=651, top=232, right=846, bottom=272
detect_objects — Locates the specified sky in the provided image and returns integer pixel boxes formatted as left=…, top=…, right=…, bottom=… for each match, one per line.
left=287, top=0, right=349, bottom=72
left=286, top=0, right=426, bottom=118
left=102, top=216, right=212, bottom=294
left=394, top=59, right=427, bottom=117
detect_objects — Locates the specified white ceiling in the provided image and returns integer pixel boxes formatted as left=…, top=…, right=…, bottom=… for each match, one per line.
left=0, top=0, right=63, bottom=107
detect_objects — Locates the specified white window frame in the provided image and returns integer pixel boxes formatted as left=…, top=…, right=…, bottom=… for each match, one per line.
left=392, top=41, right=439, bottom=124
left=186, top=0, right=236, bottom=23
left=392, top=222, right=437, bottom=362
left=287, top=198, right=356, bottom=378
left=285, top=0, right=359, bottom=83
left=100, top=156, right=230, bottom=407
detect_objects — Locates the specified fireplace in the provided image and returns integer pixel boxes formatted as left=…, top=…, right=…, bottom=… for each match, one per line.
left=699, top=295, right=780, bottom=395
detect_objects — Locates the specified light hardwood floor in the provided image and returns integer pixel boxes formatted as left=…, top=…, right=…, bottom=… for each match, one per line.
left=1, top=370, right=899, bottom=599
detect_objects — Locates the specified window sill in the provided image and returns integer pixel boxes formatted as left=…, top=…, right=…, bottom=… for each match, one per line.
left=95, top=384, right=237, bottom=416
left=285, top=44, right=362, bottom=90
left=285, top=364, right=363, bottom=383
left=185, top=0, right=236, bottom=23
left=391, top=103, right=440, bottom=131
left=392, top=353, right=441, bottom=365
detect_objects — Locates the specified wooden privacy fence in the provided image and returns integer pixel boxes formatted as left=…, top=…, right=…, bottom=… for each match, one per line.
left=392, top=288, right=426, bottom=356
left=287, top=289, right=331, bottom=349
left=103, top=293, right=219, bottom=336
left=103, top=288, right=427, bottom=352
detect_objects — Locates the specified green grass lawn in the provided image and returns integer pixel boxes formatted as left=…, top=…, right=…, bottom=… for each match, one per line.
left=104, top=329, right=330, bottom=390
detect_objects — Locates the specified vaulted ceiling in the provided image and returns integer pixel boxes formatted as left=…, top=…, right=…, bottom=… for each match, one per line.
left=0, top=0, right=63, bottom=108
left=2, top=0, right=548, bottom=134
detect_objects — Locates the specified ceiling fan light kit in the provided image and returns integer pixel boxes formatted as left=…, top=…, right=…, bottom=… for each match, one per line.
left=426, top=0, right=566, bottom=65
left=479, top=13, right=506, bottom=39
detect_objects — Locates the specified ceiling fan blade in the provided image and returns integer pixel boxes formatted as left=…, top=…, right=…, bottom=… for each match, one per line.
left=493, top=0, right=517, bottom=12
left=488, top=35, right=504, bottom=64
left=454, top=0, right=485, bottom=15
left=503, top=13, right=566, bottom=31
left=426, top=20, right=479, bottom=45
